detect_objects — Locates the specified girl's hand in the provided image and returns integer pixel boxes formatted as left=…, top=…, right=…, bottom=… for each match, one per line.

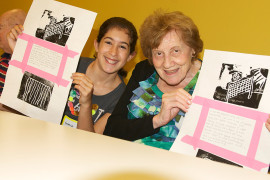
left=71, top=73, right=94, bottom=107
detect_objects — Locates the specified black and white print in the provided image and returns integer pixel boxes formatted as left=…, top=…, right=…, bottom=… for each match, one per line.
left=35, top=10, right=75, bottom=46
left=196, top=149, right=242, bottom=168
left=17, top=72, right=54, bottom=111
left=213, top=63, right=268, bottom=109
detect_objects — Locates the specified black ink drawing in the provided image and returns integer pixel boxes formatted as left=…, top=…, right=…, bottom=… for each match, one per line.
left=213, top=63, right=268, bottom=109
left=196, top=149, right=242, bottom=168
left=17, top=71, right=54, bottom=111
left=35, top=10, right=75, bottom=46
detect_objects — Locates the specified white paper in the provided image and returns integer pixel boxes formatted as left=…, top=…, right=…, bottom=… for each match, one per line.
left=170, top=49, right=270, bottom=173
left=0, top=0, right=97, bottom=124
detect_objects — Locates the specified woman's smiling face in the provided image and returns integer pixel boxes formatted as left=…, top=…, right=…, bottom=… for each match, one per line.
left=152, top=30, right=194, bottom=88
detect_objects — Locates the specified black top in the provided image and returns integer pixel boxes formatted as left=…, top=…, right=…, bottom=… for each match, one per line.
left=103, top=59, right=160, bottom=141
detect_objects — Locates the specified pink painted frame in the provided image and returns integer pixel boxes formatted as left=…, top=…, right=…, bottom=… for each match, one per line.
left=9, top=33, right=78, bottom=87
left=181, top=96, right=268, bottom=171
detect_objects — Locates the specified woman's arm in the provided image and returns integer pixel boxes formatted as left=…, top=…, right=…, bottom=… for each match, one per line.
left=103, top=60, right=159, bottom=141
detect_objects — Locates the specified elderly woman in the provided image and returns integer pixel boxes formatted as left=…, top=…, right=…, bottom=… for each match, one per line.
left=103, top=10, right=270, bottom=150
left=103, top=10, right=203, bottom=150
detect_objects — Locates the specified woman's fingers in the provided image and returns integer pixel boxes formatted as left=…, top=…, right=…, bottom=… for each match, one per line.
left=164, top=100, right=189, bottom=112
left=153, top=88, right=193, bottom=128
left=162, top=96, right=190, bottom=113
left=162, top=89, right=192, bottom=111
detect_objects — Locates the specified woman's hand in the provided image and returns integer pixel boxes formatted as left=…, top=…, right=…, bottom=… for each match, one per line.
left=7, top=24, right=24, bottom=53
left=153, top=88, right=192, bottom=129
left=71, top=73, right=94, bottom=107
left=266, top=115, right=270, bottom=132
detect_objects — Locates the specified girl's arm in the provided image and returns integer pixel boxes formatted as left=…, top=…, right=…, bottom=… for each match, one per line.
left=73, top=73, right=94, bottom=132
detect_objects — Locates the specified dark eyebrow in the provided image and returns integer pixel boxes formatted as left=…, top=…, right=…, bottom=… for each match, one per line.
left=103, top=37, right=130, bottom=47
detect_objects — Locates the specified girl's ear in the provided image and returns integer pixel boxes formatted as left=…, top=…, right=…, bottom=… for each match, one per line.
left=127, top=51, right=137, bottom=62
left=94, top=39, right=99, bottom=52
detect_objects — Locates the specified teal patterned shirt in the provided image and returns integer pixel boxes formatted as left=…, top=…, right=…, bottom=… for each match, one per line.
left=127, top=71, right=200, bottom=150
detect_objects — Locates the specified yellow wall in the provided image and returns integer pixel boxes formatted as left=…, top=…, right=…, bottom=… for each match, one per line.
left=1, top=0, right=270, bottom=82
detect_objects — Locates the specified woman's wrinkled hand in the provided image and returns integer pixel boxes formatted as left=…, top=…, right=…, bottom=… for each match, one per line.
left=153, top=88, right=192, bottom=129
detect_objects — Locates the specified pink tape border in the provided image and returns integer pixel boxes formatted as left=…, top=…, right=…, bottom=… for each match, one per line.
left=9, top=33, right=79, bottom=87
left=181, top=96, right=268, bottom=171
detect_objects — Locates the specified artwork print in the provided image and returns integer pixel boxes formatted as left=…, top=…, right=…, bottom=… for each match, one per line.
left=213, top=63, right=268, bottom=108
left=170, top=50, right=270, bottom=173
left=196, top=149, right=242, bottom=168
left=35, top=10, right=75, bottom=46
left=17, top=71, right=54, bottom=111
left=0, top=0, right=97, bottom=125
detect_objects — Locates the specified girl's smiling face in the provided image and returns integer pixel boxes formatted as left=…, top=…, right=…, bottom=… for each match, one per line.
left=94, top=28, right=134, bottom=74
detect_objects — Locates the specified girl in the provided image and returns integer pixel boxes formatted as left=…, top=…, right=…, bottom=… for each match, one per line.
left=8, top=17, right=138, bottom=134
left=62, top=17, right=137, bottom=133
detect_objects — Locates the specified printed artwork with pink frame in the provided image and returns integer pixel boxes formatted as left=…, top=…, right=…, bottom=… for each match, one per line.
left=0, top=0, right=97, bottom=124
left=171, top=49, right=270, bottom=173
